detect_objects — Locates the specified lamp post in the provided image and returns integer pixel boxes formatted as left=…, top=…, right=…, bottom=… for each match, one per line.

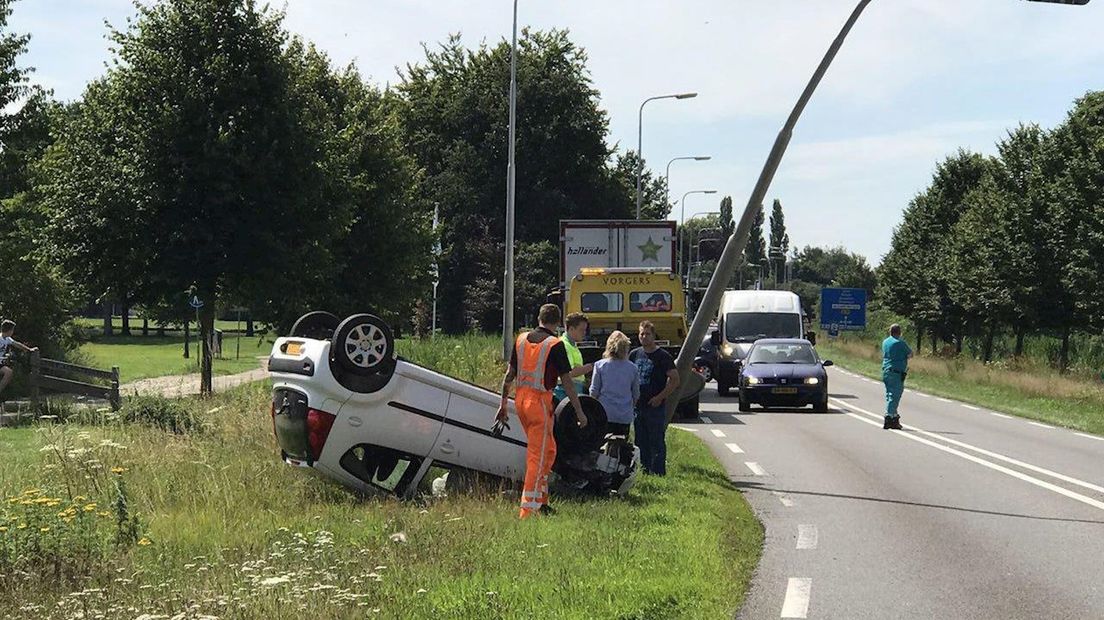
left=678, top=190, right=716, bottom=281
left=636, top=92, right=698, bottom=219
left=665, top=155, right=711, bottom=209
left=502, top=0, right=519, bottom=362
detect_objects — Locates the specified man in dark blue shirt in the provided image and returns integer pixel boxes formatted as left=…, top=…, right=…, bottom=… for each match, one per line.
left=630, top=320, right=680, bottom=475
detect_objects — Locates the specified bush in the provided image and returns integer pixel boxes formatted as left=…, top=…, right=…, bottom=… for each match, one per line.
left=120, top=395, right=200, bottom=434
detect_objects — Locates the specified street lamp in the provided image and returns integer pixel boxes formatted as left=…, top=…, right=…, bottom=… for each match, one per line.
left=665, top=155, right=711, bottom=208
left=667, top=0, right=1092, bottom=425
left=679, top=190, right=716, bottom=280
left=636, top=92, right=698, bottom=219
left=502, top=0, right=519, bottom=362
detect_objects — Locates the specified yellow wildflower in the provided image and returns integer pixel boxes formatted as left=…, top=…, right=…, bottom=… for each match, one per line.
left=98, top=511, right=111, bottom=518
left=40, top=527, right=49, bottom=533
left=17, top=523, right=27, bottom=529
left=137, top=537, right=152, bottom=546
left=83, top=503, right=97, bottom=512
left=110, top=467, right=128, bottom=474
left=0, top=526, right=8, bottom=532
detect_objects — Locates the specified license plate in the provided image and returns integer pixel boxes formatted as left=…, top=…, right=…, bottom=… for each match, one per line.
left=285, top=342, right=302, bottom=356
left=771, top=387, right=798, bottom=395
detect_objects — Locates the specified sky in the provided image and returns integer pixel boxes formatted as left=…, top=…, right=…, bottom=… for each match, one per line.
left=10, top=0, right=1104, bottom=264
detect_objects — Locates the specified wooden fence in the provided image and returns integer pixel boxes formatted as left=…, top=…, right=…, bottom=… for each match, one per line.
left=30, top=352, right=121, bottom=411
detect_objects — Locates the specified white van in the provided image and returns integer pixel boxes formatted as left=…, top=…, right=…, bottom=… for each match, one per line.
left=711, top=290, right=805, bottom=396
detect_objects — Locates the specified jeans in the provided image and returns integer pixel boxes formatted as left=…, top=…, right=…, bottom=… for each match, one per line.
left=634, top=404, right=667, bottom=475
left=883, top=370, right=905, bottom=417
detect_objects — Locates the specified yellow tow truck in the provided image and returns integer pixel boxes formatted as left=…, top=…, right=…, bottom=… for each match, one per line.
left=563, top=267, right=702, bottom=417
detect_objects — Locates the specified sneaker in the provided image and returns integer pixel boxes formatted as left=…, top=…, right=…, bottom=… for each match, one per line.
left=888, top=417, right=903, bottom=430
left=883, top=417, right=892, bottom=429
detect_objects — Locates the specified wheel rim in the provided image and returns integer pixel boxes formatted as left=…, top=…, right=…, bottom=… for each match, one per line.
left=702, top=367, right=713, bottom=382
left=344, top=323, right=387, bottom=368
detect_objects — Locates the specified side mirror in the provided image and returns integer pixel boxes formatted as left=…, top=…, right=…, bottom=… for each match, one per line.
left=806, top=331, right=817, bottom=346
left=710, top=330, right=721, bottom=346
left=822, top=359, right=833, bottom=367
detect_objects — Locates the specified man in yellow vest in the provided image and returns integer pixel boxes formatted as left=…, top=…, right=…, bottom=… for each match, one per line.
left=497, top=304, right=587, bottom=518
left=553, top=312, right=593, bottom=403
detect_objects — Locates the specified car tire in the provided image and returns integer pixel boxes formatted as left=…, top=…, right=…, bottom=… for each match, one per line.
left=738, top=392, right=750, bottom=412
left=694, top=363, right=713, bottom=383
left=333, top=314, right=395, bottom=377
left=289, top=311, right=340, bottom=340
left=677, top=394, right=700, bottom=419
left=718, top=381, right=731, bottom=397
left=814, top=392, right=829, bottom=413
left=553, top=395, right=608, bottom=456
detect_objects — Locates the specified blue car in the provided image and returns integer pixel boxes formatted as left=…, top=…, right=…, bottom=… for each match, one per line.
left=738, top=339, right=832, bottom=413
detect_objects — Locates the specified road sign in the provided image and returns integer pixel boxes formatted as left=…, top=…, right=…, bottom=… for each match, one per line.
left=189, top=295, right=204, bottom=309
left=820, top=287, right=866, bottom=332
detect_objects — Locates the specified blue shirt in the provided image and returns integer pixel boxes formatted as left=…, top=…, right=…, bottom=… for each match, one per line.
left=589, top=357, right=640, bottom=424
left=882, top=336, right=911, bottom=374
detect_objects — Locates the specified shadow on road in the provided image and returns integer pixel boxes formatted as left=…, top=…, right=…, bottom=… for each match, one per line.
left=724, top=480, right=1104, bottom=526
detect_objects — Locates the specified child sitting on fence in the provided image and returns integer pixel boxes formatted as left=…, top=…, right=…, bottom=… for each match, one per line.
left=0, top=320, right=39, bottom=402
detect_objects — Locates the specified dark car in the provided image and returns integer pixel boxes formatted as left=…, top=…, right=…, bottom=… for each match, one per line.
left=694, top=333, right=718, bottom=383
left=738, top=339, right=832, bottom=412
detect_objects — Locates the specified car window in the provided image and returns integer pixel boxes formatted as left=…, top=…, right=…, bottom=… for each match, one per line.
left=629, top=291, right=672, bottom=312
left=747, top=343, right=817, bottom=364
left=725, top=312, right=802, bottom=342
left=581, top=292, right=623, bottom=313
left=339, top=444, right=423, bottom=494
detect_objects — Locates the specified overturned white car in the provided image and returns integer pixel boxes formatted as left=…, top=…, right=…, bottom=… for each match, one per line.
left=268, top=312, right=640, bottom=498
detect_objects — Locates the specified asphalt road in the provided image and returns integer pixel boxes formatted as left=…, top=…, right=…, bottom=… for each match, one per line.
left=678, top=366, right=1104, bottom=619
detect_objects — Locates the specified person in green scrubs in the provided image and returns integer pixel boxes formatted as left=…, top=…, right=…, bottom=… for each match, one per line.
left=881, top=323, right=912, bottom=429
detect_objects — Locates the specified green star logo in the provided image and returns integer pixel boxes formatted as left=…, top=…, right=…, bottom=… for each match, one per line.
left=638, top=236, right=662, bottom=262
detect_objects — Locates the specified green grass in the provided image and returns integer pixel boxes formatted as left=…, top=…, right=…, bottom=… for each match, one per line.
left=79, top=335, right=272, bottom=383
left=0, top=336, right=763, bottom=619
left=820, top=339, right=1104, bottom=436
left=74, top=317, right=251, bottom=333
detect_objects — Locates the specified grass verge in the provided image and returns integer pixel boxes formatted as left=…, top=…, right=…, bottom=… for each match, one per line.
left=1, top=335, right=762, bottom=619
left=79, top=335, right=270, bottom=383
left=820, top=339, right=1104, bottom=436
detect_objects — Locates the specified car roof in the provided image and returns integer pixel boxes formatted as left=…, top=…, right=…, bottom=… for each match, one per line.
left=751, top=338, right=813, bottom=346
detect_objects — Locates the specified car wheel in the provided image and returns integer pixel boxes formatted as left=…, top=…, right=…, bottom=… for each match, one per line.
left=694, top=363, right=713, bottom=383
left=289, top=311, right=340, bottom=340
left=333, top=314, right=395, bottom=376
left=718, top=381, right=731, bottom=397
left=677, top=395, right=700, bottom=419
left=814, top=392, right=829, bottom=413
left=738, top=391, right=750, bottom=412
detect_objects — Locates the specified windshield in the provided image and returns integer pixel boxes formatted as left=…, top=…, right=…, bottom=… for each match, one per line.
left=581, top=292, right=623, bottom=313
left=724, top=312, right=802, bottom=342
left=747, top=343, right=817, bottom=365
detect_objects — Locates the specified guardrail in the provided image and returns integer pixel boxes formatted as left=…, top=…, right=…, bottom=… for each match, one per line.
left=29, top=351, right=120, bottom=411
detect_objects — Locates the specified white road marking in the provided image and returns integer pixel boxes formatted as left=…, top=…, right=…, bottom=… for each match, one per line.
left=833, top=399, right=1104, bottom=512
left=963, top=404, right=981, bottom=411
left=796, top=525, right=818, bottom=550
left=1029, top=421, right=1055, bottom=429
left=937, top=397, right=953, bottom=403
left=990, top=412, right=1013, bottom=419
left=781, top=578, right=812, bottom=618
left=711, top=429, right=726, bottom=438
left=773, top=491, right=795, bottom=507
left=726, top=442, right=745, bottom=454
left=1075, top=432, right=1104, bottom=442
left=915, top=392, right=932, bottom=398
left=745, top=461, right=767, bottom=476
left=700, top=416, right=713, bottom=424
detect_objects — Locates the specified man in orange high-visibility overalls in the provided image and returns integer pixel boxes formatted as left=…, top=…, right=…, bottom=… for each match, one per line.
left=497, top=304, right=588, bottom=519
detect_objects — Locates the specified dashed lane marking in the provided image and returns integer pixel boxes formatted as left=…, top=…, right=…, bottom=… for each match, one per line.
left=781, top=578, right=812, bottom=618
left=726, top=443, right=744, bottom=454
left=745, top=461, right=767, bottom=476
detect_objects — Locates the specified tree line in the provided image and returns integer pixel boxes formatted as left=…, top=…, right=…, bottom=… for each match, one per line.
left=0, top=0, right=671, bottom=390
left=878, top=91, right=1104, bottom=372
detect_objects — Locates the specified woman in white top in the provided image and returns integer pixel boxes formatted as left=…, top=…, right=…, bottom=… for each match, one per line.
left=589, top=330, right=640, bottom=436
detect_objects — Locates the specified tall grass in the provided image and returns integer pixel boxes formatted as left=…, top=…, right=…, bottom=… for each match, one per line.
left=0, top=334, right=762, bottom=619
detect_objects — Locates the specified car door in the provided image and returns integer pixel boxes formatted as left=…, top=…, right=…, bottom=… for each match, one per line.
left=432, top=381, right=528, bottom=481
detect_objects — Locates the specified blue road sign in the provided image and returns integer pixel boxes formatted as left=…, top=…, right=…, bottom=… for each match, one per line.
left=820, top=287, right=867, bottom=332
left=189, top=295, right=204, bottom=309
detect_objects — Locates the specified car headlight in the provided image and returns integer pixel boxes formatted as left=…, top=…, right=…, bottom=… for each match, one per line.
left=746, top=376, right=761, bottom=385
left=721, top=343, right=734, bottom=357
left=805, top=377, right=820, bottom=385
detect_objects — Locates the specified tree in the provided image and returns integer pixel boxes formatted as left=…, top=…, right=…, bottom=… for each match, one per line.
left=768, top=198, right=790, bottom=281
left=611, top=150, right=669, bottom=220
left=718, top=195, right=735, bottom=242
left=395, top=30, right=661, bottom=333
left=0, top=0, right=30, bottom=136
left=743, top=202, right=767, bottom=285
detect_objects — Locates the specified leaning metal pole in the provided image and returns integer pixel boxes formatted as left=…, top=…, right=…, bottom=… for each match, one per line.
left=502, top=0, right=519, bottom=361
left=666, top=0, right=873, bottom=423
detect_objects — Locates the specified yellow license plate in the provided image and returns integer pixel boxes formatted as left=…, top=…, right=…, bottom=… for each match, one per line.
left=285, top=342, right=303, bottom=356
left=771, top=387, right=798, bottom=395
